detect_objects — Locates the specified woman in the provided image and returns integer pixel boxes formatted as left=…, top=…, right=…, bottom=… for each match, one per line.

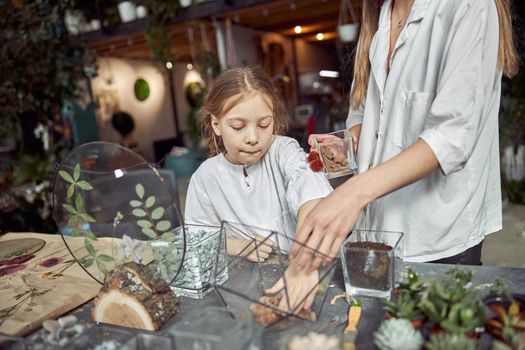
left=290, top=0, right=518, bottom=271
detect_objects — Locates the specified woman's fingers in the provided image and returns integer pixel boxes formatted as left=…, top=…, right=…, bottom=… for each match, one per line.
left=265, top=277, right=285, bottom=295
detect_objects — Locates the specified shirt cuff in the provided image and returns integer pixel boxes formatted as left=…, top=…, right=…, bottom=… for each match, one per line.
left=419, top=129, right=465, bottom=175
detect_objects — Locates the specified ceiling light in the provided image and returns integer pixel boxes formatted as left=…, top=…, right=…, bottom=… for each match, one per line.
left=294, top=26, right=302, bottom=34
left=319, top=70, right=340, bottom=78
left=187, top=63, right=193, bottom=70
left=166, top=61, right=173, bottom=69
left=316, top=33, right=324, bottom=41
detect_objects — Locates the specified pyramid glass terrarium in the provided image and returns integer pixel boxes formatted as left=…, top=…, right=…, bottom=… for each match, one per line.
left=213, top=221, right=337, bottom=330
left=51, top=142, right=186, bottom=288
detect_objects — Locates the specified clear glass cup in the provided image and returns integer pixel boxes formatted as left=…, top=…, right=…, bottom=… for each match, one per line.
left=340, top=230, right=404, bottom=299
left=169, top=224, right=228, bottom=299
left=136, top=333, right=173, bottom=349
left=313, top=129, right=358, bottom=179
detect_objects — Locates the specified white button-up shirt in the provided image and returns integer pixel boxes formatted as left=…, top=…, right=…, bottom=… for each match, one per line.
left=347, top=0, right=503, bottom=262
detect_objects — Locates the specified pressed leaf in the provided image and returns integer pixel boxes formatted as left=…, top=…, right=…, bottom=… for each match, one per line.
left=67, top=184, right=75, bottom=199
left=137, top=220, right=153, bottom=228
left=132, top=209, right=147, bottom=217
left=96, top=259, right=108, bottom=275
left=142, top=227, right=157, bottom=239
left=97, top=254, right=114, bottom=262
left=151, top=207, right=165, bottom=220
left=59, top=170, right=75, bottom=184
left=156, top=220, right=171, bottom=232
left=82, top=258, right=94, bottom=268
left=145, top=196, right=155, bottom=208
left=77, top=181, right=93, bottom=190
left=85, top=238, right=96, bottom=257
left=129, top=200, right=142, bottom=208
left=81, top=230, right=98, bottom=240
left=75, top=194, right=84, bottom=212
left=73, top=163, right=80, bottom=182
left=135, top=183, right=145, bottom=199
left=62, top=203, right=77, bottom=214
left=67, top=215, right=79, bottom=228
left=80, top=212, right=96, bottom=223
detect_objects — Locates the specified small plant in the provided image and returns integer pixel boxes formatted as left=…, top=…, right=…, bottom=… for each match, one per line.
left=374, top=318, right=423, bottom=350
left=59, top=163, right=113, bottom=275
left=486, top=299, right=525, bottom=348
left=425, top=333, right=477, bottom=350
left=383, top=290, right=425, bottom=326
left=396, top=268, right=425, bottom=298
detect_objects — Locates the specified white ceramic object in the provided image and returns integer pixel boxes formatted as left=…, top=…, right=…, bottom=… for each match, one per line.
left=118, top=1, right=137, bottom=23
left=337, top=23, right=359, bottom=42
left=136, top=5, right=147, bottom=18
left=90, top=19, right=101, bottom=31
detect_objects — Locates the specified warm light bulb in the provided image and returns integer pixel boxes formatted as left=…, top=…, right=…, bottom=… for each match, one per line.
left=316, top=33, right=324, bottom=41
left=166, top=61, right=173, bottom=69
left=294, top=26, right=302, bottom=34
left=187, top=63, right=193, bottom=70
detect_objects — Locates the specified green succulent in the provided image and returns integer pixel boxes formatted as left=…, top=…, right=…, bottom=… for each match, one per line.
left=383, top=290, right=425, bottom=322
left=425, top=333, right=477, bottom=350
left=374, top=318, right=423, bottom=350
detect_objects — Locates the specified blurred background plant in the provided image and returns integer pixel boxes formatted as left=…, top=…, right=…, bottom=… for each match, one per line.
left=0, top=0, right=96, bottom=233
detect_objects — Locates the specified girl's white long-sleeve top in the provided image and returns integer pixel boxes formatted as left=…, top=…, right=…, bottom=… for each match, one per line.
left=347, top=0, right=503, bottom=262
left=184, top=136, right=333, bottom=251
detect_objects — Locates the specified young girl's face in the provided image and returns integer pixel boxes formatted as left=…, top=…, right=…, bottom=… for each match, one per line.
left=212, top=92, right=275, bottom=166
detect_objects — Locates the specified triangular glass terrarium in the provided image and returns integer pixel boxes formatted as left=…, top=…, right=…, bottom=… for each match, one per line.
left=51, top=142, right=186, bottom=287
left=213, top=221, right=337, bottom=330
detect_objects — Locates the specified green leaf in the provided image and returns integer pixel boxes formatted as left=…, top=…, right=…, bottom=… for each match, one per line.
left=135, top=183, right=145, bottom=199
left=71, top=229, right=82, bottom=237
left=151, top=207, right=165, bottom=220
left=129, top=200, right=142, bottom=208
left=67, top=215, right=79, bottom=228
left=77, top=181, right=93, bottom=191
left=62, top=203, right=77, bottom=215
left=85, top=238, right=96, bottom=257
left=96, top=259, right=108, bottom=275
left=75, top=194, right=84, bottom=212
left=80, top=212, right=96, bottom=223
left=156, top=220, right=171, bottom=232
left=137, top=220, right=153, bottom=228
left=59, top=170, right=75, bottom=184
left=82, top=258, right=94, bottom=268
left=73, top=163, right=80, bottom=182
left=67, top=184, right=75, bottom=199
left=97, top=254, right=114, bottom=262
left=142, top=227, right=157, bottom=239
left=132, top=209, right=147, bottom=217
left=81, top=230, right=98, bottom=240
left=145, top=196, right=155, bottom=208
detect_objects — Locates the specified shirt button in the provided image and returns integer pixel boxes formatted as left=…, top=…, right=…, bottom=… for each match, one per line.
left=376, top=131, right=379, bottom=139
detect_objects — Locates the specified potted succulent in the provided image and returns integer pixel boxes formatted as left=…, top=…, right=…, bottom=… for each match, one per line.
left=425, top=333, right=477, bottom=350
left=374, top=318, right=423, bottom=350
left=383, top=290, right=425, bottom=328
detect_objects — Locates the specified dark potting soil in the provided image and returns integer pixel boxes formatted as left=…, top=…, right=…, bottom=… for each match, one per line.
left=346, top=241, right=392, bottom=291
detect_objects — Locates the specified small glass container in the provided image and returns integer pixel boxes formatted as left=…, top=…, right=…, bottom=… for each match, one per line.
left=67, top=324, right=136, bottom=349
left=340, top=230, right=404, bottom=299
left=314, top=129, right=357, bottom=179
left=169, top=224, right=228, bottom=299
left=168, top=306, right=258, bottom=350
left=135, top=333, right=173, bottom=349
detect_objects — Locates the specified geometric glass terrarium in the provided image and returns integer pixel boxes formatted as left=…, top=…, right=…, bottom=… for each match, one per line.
left=340, top=229, right=404, bottom=299
left=213, top=221, right=337, bottom=330
left=51, top=142, right=186, bottom=287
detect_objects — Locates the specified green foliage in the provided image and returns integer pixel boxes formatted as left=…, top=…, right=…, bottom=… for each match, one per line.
left=0, top=0, right=96, bottom=140
left=384, top=290, right=425, bottom=322
left=425, top=333, right=477, bottom=350
left=130, top=183, right=171, bottom=239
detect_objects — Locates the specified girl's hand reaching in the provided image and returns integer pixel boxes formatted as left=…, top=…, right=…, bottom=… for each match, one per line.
left=264, top=261, right=319, bottom=314
left=226, top=235, right=275, bottom=262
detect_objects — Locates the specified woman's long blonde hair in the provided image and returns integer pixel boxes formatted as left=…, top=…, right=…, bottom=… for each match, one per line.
left=198, top=66, right=289, bottom=156
left=349, top=0, right=519, bottom=108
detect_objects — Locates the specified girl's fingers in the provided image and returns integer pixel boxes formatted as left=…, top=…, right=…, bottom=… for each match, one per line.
left=265, top=277, right=285, bottom=295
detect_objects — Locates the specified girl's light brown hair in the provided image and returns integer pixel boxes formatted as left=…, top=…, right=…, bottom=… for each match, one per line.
left=199, top=66, right=289, bottom=156
left=349, top=0, right=519, bottom=109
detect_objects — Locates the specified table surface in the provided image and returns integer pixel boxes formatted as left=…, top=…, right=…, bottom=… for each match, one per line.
left=63, top=261, right=525, bottom=350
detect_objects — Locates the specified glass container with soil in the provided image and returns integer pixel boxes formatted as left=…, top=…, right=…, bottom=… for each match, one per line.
left=341, top=230, right=403, bottom=299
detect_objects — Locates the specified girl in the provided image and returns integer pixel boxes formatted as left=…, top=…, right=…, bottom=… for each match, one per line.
left=293, top=0, right=518, bottom=271
left=184, top=66, right=333, bottom=262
